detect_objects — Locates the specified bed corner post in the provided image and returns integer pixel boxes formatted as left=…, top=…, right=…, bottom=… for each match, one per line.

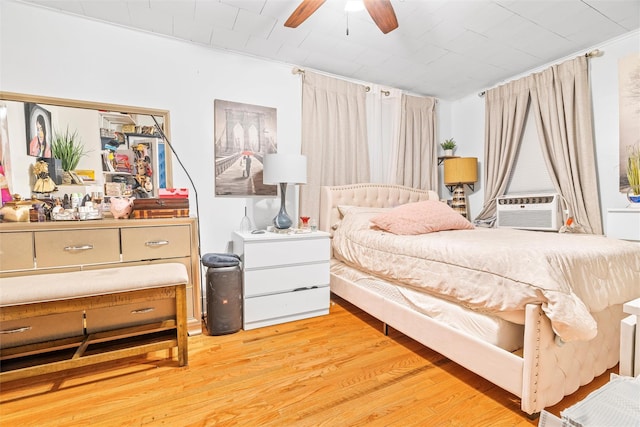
left=521, top=304, right=545, bottom=415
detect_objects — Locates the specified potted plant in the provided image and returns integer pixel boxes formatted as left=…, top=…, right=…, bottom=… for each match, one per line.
left=51, top=126, right=86, bottom=185
left=627, top=144, right=640, bottom=204
left=441, top=138, right=456, bottom=156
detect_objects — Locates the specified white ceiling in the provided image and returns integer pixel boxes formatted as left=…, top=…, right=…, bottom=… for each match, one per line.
left=19, top=0, right=640, bottom=100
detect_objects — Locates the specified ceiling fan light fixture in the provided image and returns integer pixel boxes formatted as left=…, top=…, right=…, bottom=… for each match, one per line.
left=285, top=0, right=397, bottom=34
left=345, top=0, right=365, bottom=12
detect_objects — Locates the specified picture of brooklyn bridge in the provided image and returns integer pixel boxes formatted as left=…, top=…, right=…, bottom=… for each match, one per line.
left=214, top=99, right=277, bottom=197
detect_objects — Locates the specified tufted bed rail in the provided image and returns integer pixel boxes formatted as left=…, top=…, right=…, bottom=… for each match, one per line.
left=320, top=183, right=623, bottom=415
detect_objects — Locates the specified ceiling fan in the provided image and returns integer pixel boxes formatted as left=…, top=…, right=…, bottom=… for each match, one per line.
left=284, top=0, right=398, bottom=34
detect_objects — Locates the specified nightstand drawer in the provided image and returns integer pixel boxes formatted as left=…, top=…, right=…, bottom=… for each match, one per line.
left=86, top=297, right=176, bottom=333
left=0, top=312, right=84, bottom=348
left=243, top=238, right=329, bottom=269
left=244, top=262, right=329, bottom=297
left=34, top=229, right=120, bottom=268
left=244, top=286, right=329, bottom=330
left=121, top=225, right=191, bottom=261
left=0, top=232, right=34, bottom=271
left=607, top=209, right=640, bottom=242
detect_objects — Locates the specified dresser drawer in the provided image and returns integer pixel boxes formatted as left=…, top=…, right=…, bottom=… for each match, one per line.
left=0, top=232, right=34, bottom=271
left=244, top=286, right=330, bottom=330
left=121, top=225, right=191, bottom=261
left=244, top=262, right=329, bottom=297
left=243, top=237, right=329, bottom=269
left=0, top=312, right=84, bottom=348
left=34, top=229, right=120, bottom=268
left=86, top=297, right=176, bottom=333
left=117, top=258, right=194, bottom=319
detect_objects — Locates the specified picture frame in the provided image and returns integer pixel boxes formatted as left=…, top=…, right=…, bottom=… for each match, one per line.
left=618, top=53, right=640, bottom=193
left=214, top=99, right=278, bottom=197
left=68, top=171, right=84, bottom=185
left=25, top=103, right=52, bottom=158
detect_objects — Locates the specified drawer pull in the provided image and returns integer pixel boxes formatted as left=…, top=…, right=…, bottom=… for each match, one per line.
left=293, top=286, right=318, bottom=292
left=131, top=307, right=155, bottom=314
left=64, top=244, right=94, bottom=252
left=145, top=240, right=170, bottom=247
left=0, top=326, right=32, bottom=334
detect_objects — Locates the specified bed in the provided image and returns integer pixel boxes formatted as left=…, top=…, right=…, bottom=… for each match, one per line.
left=319, top=183, right=640, bottom=416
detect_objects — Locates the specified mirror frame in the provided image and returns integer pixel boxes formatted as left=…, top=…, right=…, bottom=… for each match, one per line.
left=0, top=90, right=173, bottom=189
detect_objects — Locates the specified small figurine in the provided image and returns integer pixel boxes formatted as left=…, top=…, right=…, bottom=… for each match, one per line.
left=109, top=197, right=134, bottom=219
left=32, top=160, right=57, bottom=194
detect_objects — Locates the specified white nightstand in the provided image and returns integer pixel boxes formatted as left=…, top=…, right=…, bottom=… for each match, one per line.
left=232, top=230, right=331, bottom=330
left=607, top=208, right=640, bottom=242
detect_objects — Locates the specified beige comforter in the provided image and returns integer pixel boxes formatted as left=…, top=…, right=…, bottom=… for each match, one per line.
left=332, top=211, right=640, bottom=342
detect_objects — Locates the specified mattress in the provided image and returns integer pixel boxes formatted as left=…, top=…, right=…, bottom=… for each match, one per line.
left=331, top=260, right=524, bottom=352
left=332, top=208, right=640, bottom=342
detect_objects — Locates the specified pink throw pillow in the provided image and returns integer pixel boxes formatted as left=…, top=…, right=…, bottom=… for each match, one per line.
left=370, top=200, right=474, bottom=235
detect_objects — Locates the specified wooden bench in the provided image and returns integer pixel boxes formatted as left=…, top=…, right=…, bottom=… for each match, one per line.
left=0, top=263, right=189, bottom=383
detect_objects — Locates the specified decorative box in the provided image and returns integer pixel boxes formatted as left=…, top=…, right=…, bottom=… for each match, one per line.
left=0, top=195, right=36, bottom=222
left=158, top=188, right=189, bottom=198
left=131, top=197, right=189, bottom=219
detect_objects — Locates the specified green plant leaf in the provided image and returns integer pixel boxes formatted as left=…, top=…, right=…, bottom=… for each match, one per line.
left=627, top=145, right=640, bottom=195
left=441, top=138, right=456, bottom=150
left=51, top=126, right=87, bottom=171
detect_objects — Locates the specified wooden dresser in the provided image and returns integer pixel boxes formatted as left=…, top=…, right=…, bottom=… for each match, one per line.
left=0, top=217, right=202, bottom=335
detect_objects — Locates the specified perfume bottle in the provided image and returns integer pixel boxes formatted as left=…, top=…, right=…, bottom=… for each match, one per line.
left=239, top=206, right=253, bottom=232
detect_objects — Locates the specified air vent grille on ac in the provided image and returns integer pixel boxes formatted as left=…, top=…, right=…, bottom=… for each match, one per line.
left=496, top=193, right=560, bottom=231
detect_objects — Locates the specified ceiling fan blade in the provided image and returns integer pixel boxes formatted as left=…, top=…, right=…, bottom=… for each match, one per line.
left=363, top=0, right=398, bottom=34
left=284, top=0, right=327, bottom=28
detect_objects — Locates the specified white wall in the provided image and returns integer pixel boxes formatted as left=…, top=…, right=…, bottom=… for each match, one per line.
left=3, top=0, right=633, bottom=248
left=450, top=30, right=640, bottom=228
left=0, top=1, right=302, bottom=259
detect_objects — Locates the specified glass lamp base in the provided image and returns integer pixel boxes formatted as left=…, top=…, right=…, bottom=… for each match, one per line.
left=273, top=182, right=293, bottom=229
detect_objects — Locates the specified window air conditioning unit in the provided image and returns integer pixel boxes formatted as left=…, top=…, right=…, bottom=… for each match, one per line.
left=496, top=193, right=561, bottom=231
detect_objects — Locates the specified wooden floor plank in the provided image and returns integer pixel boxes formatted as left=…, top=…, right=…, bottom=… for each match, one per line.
left=0, top=296, right=616, bottom=426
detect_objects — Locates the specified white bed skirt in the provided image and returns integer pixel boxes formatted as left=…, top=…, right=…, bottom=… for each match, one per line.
left=331, top=266, right=623, bottom=414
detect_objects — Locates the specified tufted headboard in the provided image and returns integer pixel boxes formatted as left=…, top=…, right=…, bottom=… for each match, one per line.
left=319, top=183, right=439, bottom=233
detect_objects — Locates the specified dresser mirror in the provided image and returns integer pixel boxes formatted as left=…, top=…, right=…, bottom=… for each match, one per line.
left=0, top=91, right=172, bottom=201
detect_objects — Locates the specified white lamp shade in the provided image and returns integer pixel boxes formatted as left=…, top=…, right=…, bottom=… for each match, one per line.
left=263, top=153, right=307, bottom=185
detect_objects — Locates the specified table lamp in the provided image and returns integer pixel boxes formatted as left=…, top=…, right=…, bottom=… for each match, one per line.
left=444, top=157, right=477, bottom=218
left=263, top=153, right=307, bottom=230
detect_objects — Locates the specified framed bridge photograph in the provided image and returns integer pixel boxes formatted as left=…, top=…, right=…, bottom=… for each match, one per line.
left=213, top=99, right=278, bottom=197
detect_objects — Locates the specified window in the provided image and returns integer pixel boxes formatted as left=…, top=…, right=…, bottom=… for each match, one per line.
left=506, top=102, right=555, bottom=194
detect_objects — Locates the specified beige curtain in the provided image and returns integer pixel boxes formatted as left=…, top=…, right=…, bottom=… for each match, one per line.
left=366, top=86, right=402, bottom=184
left=299, top=72, right=370, bottom=220
left=529, top=56, right=602, bottom=234
left=392, top=94, right=437, bottom=190
left=475, top=79, right=530, bottom=223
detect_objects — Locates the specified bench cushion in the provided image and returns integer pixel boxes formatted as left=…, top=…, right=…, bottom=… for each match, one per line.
left=0, top=263, right=189, bottom=307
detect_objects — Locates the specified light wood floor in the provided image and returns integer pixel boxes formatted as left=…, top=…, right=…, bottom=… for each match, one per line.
left=0, top=296, right=615, bottom=427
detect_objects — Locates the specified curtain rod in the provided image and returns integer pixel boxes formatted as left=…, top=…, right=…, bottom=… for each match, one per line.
left=585, top=49, right=602, bottom=58
left=478, top=48, right=604, bottom=97
left=292, top=67, right=436, bottom=100
left=293, top=66, right=372, bottom=92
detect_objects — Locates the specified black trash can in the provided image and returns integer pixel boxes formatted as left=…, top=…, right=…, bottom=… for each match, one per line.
left=201, top=253, right=243, bottom=335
